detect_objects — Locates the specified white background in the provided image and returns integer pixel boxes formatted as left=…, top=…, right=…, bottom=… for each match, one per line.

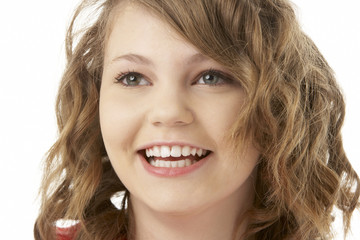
left=0, top=0, right=359, bottom=239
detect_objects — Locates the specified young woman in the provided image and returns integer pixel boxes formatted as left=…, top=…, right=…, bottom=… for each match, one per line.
left=34, top=0, right=360, bottom=239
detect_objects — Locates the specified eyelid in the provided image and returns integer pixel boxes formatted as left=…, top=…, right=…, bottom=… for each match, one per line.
left=114, top=69, right=236, bottom=87
left=195, top=69, right=235, bottom=85
left=114, top=71, right=139, bottom=82
left=114, top=71, right=151, bottom=86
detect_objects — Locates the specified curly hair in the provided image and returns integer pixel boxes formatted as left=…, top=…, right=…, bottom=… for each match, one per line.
left=34, top=0, right=360, bottom=239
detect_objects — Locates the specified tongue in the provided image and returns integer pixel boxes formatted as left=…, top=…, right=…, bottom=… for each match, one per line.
left=153, top=155, right=201, bottom=162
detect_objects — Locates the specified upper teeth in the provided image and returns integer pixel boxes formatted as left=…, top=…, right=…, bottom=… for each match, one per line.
left=145, top=145, right=208, bottom=158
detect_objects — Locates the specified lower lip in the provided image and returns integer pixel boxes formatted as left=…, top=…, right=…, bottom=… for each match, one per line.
left=139, top=154, right=210, bottom=177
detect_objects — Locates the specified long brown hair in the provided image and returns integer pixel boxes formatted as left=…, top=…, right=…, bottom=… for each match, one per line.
left=35, top=0, right=360, bottom=239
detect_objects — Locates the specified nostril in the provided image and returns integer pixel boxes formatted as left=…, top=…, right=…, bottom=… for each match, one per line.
left=147, top=102, right=194, bottom=127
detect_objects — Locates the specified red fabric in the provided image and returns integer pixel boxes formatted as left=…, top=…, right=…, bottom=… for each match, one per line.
left=56, top=225, right=126, bottom=240
left=56, top=225, right=79, bottom=240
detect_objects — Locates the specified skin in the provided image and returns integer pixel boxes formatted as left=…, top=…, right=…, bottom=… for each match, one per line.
left=99, top=3, right=259, bottom=240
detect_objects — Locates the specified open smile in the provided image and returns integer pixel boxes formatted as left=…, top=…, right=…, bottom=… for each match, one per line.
left=138, top=145, right=212, bottom=175
left=138, top=145, right=212, bottom=168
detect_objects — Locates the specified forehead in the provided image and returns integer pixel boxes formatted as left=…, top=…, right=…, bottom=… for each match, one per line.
left=107, top=3, right=177, bottom=46
left=103, top=2, right=209, bottom=67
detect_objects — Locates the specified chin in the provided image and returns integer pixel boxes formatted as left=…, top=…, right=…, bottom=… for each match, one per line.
left=134, top=192, right=207, bottom=216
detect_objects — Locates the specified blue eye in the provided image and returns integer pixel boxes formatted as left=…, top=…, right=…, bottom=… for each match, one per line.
left=196, top=70, right=231, bottom=86
left=199, top=73, right=222, bottom=85
left=115, top=72, right=150, bottom=86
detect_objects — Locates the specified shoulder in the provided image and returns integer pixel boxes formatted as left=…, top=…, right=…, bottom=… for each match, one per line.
left=56, top=224, right=79, bottom=240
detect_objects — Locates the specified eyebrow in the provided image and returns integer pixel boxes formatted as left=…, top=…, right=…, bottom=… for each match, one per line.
left=110, top=52, right=212, bottom=66
left=111, top=54, right=153, bottom=66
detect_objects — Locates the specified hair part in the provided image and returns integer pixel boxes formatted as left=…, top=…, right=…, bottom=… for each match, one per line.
left=35, top=0, right=360, bottom=239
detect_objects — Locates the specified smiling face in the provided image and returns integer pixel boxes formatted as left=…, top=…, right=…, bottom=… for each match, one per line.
left=99, top=3, right=259, bottom=215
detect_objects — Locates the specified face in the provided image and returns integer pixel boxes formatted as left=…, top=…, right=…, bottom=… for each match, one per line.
left=100, top=3, right=259, bottom=215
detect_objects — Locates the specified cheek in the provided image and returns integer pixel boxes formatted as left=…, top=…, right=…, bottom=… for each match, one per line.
left=214, top=144, right=259, bottom=197
left=199, top=94, right=244, bottom=140
left=202, top=92, right=258, bottom=181
left=99, top=93, right=141, bottom=155
left=99, top=96, right=143, bottom=186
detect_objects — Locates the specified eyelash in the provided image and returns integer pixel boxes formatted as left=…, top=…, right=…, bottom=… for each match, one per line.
left=195, top=69, right=234, bottom=86
left=114, top=70, right=149, bottom=87
left=114, top=69, right=234, bottom=87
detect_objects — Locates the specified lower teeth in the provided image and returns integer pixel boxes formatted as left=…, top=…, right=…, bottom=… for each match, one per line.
left=149, top=158, right=196, bottom=168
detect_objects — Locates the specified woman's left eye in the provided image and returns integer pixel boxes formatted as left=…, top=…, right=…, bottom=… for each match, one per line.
left=196, top=70, right=230, bottom=86
left=115, top=71, right=150, bottom=87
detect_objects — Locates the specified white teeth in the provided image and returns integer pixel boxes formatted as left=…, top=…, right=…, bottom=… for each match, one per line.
left=170, top=145, right=182, bottom=157
left=190, top=148, right=197, bottom=156
left=145, top=145, right=209, bottom=158
left=178, top=160, right=185, bottom=167
left=182, top=146, right=190, bottom=156
left=153, top=146, right=161, bottom=157
left=149, top=159, right=196, bottom=168
left=160, top=146, right=171, bottom=158
left=196, top=149, right=203, bottom=157
left=165, top=161, right=171, bottom=167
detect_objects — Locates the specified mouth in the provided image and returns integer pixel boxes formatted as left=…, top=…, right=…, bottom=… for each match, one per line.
left=138, top=145, right=212, bottom=168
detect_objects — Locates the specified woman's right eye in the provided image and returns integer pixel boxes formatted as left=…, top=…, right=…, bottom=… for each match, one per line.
left=115, top=72, right=150, bottom=87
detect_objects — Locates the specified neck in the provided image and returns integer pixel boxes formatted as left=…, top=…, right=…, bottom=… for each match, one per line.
left=129, top=178, right=254, bottom=240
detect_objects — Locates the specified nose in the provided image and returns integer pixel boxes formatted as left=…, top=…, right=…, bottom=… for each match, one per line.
left=147, top=88, right=194, bottom=127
